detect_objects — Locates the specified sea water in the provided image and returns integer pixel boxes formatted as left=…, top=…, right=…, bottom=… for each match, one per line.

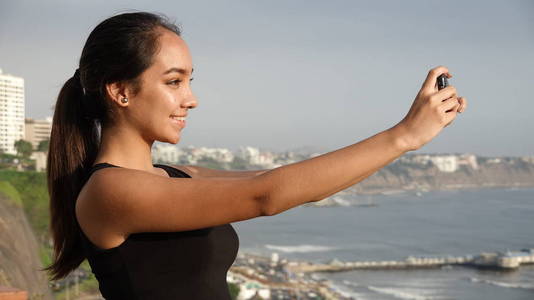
left=233, top=187, right=534, bottom=300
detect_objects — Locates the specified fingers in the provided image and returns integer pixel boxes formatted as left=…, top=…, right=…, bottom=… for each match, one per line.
left=422, top=66, right=451, bottom=92
left=433, top=85, right=457, bottom=103
left=441, top=96, right=460, bottom=113
left=457, top=97, right=467, bottom=113
left=443, top=100, right=459, bottom=127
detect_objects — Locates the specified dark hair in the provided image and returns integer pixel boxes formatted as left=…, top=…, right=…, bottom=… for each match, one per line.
left=43, top=11, right=182, bottom=280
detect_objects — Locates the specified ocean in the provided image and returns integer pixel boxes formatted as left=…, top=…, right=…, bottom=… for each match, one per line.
left=232, top=187, right=534, bottom=300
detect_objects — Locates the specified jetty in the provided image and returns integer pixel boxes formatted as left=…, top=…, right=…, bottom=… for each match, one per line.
left=285, top=248, right=534, bottom=273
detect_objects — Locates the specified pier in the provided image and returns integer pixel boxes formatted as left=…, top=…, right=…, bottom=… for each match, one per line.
left=285, top=248, right=534, bottom=274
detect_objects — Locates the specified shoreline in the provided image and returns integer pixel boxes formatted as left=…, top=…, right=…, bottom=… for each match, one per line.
left=307, top=184, right=534, bottom=207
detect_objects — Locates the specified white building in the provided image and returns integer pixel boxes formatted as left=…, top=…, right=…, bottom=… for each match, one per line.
left=30, top=151, right=47, bottom=172
left=152, top=143, right=184, bottom=164
left=270, top=252, right=279, bottom=267
left=0, top=68, right=25, bottom=155
left=184, top=146, right=234, bottom=164
left=24, top=117, right=52, bottom=150
left=458, top=153, right=479, bottom=170
left=430, top=155, right=459, bottom=172
left=197, top=147, right=234, bottom=163
left=412, top=154, right=433, bottom=165
left=237, top=146, right=274, bottom=166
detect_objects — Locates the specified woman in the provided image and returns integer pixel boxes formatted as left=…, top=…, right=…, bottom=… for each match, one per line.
left=44, top=11, right=467, bottom=299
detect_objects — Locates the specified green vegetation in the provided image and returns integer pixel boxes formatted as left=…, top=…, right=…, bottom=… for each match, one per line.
left=0, top=169, right=53, bottom=278
left=0, top=169, right=50, bottom=243
left=0, top=180, right=23, bottom=207
left=37, top=139, right=50, bottom=152
left=228, top=282, right=240, bottom=299
left=0, top=152, right=20, bottom=169
left=39, top=245, right=53, bottom=270
left=54, top=272, right=99, bottom=300
left=14, top=139, right=34, bottom=159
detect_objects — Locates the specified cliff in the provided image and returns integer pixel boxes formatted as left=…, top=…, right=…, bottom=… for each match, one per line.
left=0, top=181, right=53, bottom=300
left=344, top=157, right=534, bottom=195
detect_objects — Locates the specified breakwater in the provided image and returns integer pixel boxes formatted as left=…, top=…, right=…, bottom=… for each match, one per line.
left=285, top=249, right=534, bottom=273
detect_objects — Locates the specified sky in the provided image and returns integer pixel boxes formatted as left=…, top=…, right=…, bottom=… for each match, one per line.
left=1, top=0, right=533, bottom=157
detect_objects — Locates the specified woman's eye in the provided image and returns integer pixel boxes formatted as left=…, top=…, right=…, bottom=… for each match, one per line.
left=168, top=80, right=182, bottom=86
left=168, top=78, right=193, bottom=86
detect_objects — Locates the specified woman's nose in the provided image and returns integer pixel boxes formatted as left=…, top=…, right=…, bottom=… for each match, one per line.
left=182, top=93, right=198, bottom=109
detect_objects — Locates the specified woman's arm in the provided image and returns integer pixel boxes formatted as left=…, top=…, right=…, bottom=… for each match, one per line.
left=177, top=144, right=399, bottom=195
left=258, top=65, right=465, bottom=216
left=257, top=124, right=410, bottom=216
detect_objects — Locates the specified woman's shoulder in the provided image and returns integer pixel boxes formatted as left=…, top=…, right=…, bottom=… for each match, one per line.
left=76, top=163, right=265, bottom=250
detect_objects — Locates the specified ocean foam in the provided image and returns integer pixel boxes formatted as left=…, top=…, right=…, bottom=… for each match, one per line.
left=469, top=277, right=534, bottom=290
left=329, top=280, right=368, bottom=300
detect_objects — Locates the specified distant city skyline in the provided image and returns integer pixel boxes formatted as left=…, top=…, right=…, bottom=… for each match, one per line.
left=1, top=0, right=533, bottom=156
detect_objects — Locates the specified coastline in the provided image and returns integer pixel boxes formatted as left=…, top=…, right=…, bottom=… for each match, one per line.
left=307, top=183, right=534, bottom=207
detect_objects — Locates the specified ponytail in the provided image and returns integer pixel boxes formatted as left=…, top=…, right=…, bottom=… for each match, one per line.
left=42, top=70, right=100, bottom=280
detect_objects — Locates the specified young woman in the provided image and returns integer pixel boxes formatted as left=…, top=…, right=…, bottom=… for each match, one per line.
left=44, top=11, right=467, bottom=299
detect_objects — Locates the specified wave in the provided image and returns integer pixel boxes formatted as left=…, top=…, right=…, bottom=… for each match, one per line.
left=329, top=280, right=368, bottom=300
left=264, top=244, right=337, bottom=253
left=343, top=280, right=359, bottom=287
left=331, top=196, right=352, bottom=206
left=367, top=286, right=438, bottom=300
left=469, top=277, right=534, bottom=290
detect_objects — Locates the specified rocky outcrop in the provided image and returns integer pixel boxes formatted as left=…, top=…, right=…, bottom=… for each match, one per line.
left=348, top=160, right=534, bottom=195
left=0, top=181, right=53, bottom=300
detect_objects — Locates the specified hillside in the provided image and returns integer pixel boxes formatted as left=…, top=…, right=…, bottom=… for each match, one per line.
left=0, top=180, right=53, bottom=300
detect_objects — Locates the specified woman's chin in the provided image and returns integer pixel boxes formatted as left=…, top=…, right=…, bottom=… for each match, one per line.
left=170, top=135, right=181, bottom=144
left=158, top=133, right=181, bottom=144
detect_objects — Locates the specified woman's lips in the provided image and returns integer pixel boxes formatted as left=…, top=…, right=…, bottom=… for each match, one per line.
left=170, top=117, right=186, bottom=128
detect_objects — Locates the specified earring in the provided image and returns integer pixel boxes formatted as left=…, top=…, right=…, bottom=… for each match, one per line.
left=121, top=97, right=128, bottom=103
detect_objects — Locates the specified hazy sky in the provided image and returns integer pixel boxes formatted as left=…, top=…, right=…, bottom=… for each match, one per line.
left=1, top=0, right=533, bottom=156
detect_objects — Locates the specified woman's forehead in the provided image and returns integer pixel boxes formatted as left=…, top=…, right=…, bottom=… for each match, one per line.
left=151, top=31, right=193, bottom=74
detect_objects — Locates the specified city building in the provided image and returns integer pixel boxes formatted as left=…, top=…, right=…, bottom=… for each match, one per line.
left=0, top=68, right=25, bottom=155
left=430, top=155, right=459, bottom=172
left=152, top=143, right=184, bottom=164
left=457, top=153, right=479, bottom=170
left=24, top=117, right=52, bottom=150
left=236, top=146, right=274, bottom=166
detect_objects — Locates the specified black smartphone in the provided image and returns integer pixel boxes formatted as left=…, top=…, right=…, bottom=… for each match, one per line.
left=437, top=74, right=449, bottom=90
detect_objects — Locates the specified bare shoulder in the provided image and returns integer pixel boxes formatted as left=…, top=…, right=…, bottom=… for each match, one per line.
left=76, top=166, right=270, bottom=249
left=76, top=168, right=128, bottom=249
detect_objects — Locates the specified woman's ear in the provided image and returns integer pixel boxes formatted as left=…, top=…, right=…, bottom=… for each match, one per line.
left=105, top=81, right=129, bottom=107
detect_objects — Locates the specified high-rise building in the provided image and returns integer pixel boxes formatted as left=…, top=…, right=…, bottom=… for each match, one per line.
left=24, top=117, right=52, bottom=150
left=0, top=68, right=25, bottom=155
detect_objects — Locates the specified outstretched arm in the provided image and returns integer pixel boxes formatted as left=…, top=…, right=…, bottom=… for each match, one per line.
left=258, top=65, right=466, bottom=216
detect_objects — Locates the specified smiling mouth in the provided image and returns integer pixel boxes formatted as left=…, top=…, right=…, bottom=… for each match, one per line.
left=170, top=116, right=186, bottom=121
left=170, top=116, right=186, bottom=128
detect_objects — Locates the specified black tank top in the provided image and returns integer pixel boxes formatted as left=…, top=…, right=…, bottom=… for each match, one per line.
left=78, top=162, right=240, bottom=300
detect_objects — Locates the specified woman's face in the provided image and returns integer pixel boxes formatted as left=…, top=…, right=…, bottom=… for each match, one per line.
left=125, top=28, right=198, bottom=144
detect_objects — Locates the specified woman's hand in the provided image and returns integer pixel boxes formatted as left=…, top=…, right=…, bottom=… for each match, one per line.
left=394, top=65, right=468, bottom=151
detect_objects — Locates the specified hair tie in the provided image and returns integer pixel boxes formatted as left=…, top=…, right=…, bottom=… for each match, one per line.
left=73, top=68, right=80, bottom=81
